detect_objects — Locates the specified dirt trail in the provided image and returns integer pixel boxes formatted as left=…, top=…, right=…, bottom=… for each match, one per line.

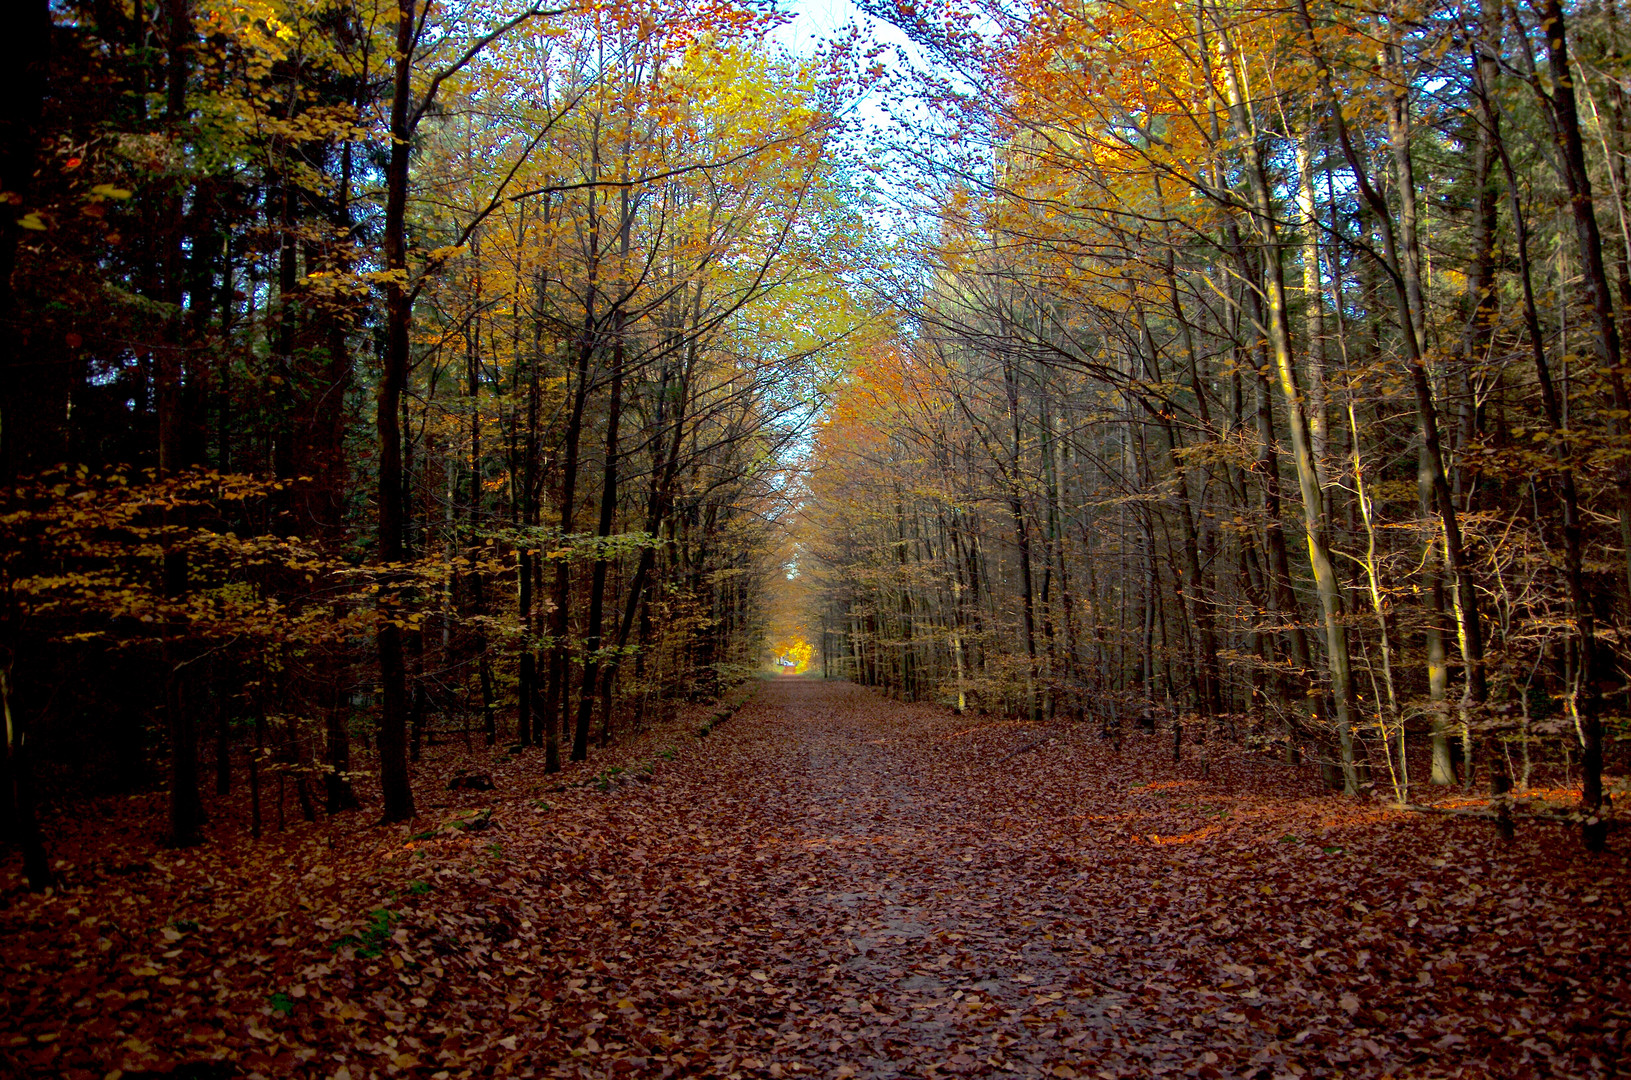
left=4, top=676, right=1627, bottom=1079
left=658, top=677, right=1146, bottom=1075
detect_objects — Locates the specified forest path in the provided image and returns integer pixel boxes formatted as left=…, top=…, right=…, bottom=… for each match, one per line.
left=504, top=677, right=1623, bottom=1080
left=5, top=677, right=1626, bottom=1079
left=630, top=675, right=1151, bottom=1077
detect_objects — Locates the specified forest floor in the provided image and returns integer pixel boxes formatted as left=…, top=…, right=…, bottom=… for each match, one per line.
left=3, top=676, right=1628, bottom=1079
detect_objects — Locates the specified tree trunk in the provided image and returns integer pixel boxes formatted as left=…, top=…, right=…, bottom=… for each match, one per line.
left=1521, top=0, right=1620, bottom=849
left=325, top=656, right=359, bottom=813
left=1000, top=352, right=1040, bottom=721
left=1215, top=14, right=1358, bottom=792
left=575, top=321, right=624, bottom=760
left=0, top=0, right=50, bottom=478
left=374, top=0, right=418, bottom=823
left=0, top=667, right=50, bottom=889
left=165, top=662, right=206, bottom=846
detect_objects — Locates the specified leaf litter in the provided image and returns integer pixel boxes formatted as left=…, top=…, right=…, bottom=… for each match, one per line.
left=2, top=677, right=1627, bottom=1078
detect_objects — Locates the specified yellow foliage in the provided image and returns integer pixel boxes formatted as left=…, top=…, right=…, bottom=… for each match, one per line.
left=770, top=637, right=812, bottom=674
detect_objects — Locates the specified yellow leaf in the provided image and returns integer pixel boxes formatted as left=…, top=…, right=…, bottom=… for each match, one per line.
left=18, top=213, right=46, bottom=230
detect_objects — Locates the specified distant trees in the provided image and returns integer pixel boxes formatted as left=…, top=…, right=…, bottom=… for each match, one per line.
left=806, top=0, right=1630, bottom=846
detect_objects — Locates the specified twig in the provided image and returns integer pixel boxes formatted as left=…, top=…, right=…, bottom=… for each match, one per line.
left=998, top=730, right=1060, bottom=764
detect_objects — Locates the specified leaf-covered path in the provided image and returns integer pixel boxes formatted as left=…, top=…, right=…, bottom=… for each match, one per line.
left=561, top=677, right=1626, bottom=1080
left=5, top=677, right=1628, bottom=1078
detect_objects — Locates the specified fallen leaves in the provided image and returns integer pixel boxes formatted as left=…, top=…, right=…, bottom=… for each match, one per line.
left=2, top=679, right=1628, bottom=1078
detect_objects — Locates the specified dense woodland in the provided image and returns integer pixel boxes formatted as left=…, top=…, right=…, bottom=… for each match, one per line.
left=2, top=0, right=1629, bottom=891
left=795, top=0, right=1631, bottom=846
left=2, top=1, right=1630, bottom=1075
left=0, top=0, right=875, bottom=886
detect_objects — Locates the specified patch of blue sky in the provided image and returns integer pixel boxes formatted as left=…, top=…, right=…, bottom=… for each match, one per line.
left=766, top=0, right=921, bottom=139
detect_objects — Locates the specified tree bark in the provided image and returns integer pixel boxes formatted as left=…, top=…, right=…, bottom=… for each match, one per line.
left=1215, top=13, right=1358, bottom=792
left=1521, top=0, right=1620, bottom=849
left=0, top=667, right=50, bottom=888
left=574, top=320, right=623, bottom=759
left=374, top=0, right=418, bottom=823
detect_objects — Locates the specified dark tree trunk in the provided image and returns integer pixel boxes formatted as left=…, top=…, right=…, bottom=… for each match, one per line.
left=374, top=0, right=418, bottom=823
left=166, top=662, right=205, bottom=847
left=1527, top=0, right=1623, bottom=850
left=576, top=323, right=624, bottom=759
left=214, top=693, right=231, bottom=797
left=325, top=658, right=359, bottom=813
left=0, top=669, right=51, bottom=889
left=0, top=0, right=50, bottom=476
left=555, top=175, right=601, bottom=763
left=0, top=4, right=53, bottom=885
